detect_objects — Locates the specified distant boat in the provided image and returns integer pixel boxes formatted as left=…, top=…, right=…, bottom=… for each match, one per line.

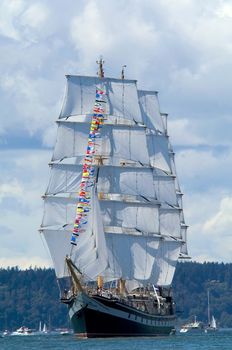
left=42, top=323, right=48, bottom=334
left=11, top=326, right=33, bottom=336
left=2, top=330, right=10, bottom=336
left=37, top=322, right=48, bottom=334
left=180, top=316, right=204, bottom=333
left=205, top=290, right=218, bottom=333
left=59, top=328, right=72, bottom=336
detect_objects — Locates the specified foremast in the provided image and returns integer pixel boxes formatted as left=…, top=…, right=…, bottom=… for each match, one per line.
left=69, top=58, right=107, bottom=248
left=68, top=58, right=108, bottom=292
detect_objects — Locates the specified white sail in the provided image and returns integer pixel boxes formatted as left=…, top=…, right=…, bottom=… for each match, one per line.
left=147, top=133, right=171, bottom=173
left=52, top=122, right=149, bottom=165
left=42, top=324, right=47, bottom=333
left=71, top=191, right=108, bottom=279
left=169, top=151, right=181, bottom=192
left=161, top=113, right=168, bottom=133
left=100, top=200, right=160, bottom=234
left=153, top=172, right=177, bottom=206
left=97, top=166, right=155, bottom=199
left=152, top=240, right=182, bottom=286
left=46, top=164, right=155, bottom=199
left=46, top=164, right=178, bottom=207
left=60, top=75, right=143, bottom=123
left=46, top=164, right=83, bottom=195
left=138, top=90, right=165, bottom=133
left=177, top=193, right=185, bottom=222
left=180, top=225, right=188, bottom=256
left=41, top=190, right=108, bottom=280
left=160, top=208, right=181, bottom=238
left=41, top=73, right=188, bottom=288
left=42, top=196, right=77, bottom=228
left=52, top=122, right=90, bottom=161
left=42, top=195, right=160, bottom=234
left=41, top=228, right=72, bottom=278
left=104, top=234, right=181, bottom=286
left=210, top=316, right=217, bottom=329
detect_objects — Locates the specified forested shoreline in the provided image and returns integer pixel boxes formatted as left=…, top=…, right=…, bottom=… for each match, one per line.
left=0, top=261, right=232, bottom=330
left=173, top=261, right=232, bottom=327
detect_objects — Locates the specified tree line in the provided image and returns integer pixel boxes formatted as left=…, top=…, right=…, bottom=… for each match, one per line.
left=173, top=261, right=232, bottom=327
left=0, top=261, right=232, bottom=330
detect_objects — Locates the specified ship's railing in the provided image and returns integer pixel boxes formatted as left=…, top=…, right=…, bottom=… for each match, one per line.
left=60, top=283, right=174, bottom=315
left=85, top=287, right=174, bottom=316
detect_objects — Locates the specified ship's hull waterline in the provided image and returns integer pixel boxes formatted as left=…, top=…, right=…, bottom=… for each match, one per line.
left=67, top=292, right=175, bottom=338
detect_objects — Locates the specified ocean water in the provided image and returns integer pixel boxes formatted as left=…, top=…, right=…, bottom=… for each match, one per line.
left=1, top=330, right=232, bottom=350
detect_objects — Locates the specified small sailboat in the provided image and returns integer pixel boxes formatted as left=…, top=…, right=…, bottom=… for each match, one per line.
left=205, top=290, right=218, bottom=333
left=37, top=321, right=48, bottom=334
left=42, top=323, right=48, bottom=334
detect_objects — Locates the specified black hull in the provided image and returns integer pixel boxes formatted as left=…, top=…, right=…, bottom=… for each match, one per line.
left=67, top=292, right=175, bottom=338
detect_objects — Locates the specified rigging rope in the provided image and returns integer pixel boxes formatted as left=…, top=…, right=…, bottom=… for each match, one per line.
left=70, top=85, right=106, bottom=246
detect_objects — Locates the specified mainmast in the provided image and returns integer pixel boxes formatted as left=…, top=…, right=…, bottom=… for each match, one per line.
left=96, top=57, right=106, bottom=290
left=207, top=289, right=210, bottom=326
left=96, top=57, right=105, bottom=78
left=121, top=65, right=126, bottom=80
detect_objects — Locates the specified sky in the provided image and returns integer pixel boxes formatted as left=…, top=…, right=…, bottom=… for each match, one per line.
left=0, top=0, right=232, bottom=269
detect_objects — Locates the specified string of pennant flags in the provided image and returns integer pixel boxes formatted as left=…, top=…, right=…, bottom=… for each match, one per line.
left=70, top=86, right=106, bottom=246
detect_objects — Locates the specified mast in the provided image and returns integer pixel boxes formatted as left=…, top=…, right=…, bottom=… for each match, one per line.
left=96, top=57, right=104, bottom=78
left=66, top=256, right=83, bottom=293
left=95, top=59, right=105, bottom=289
left=121, top=65, right=126, bottom=80
left=207, top=289, right=210, bottom=326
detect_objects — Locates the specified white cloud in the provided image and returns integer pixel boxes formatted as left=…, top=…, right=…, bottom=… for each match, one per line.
left=0, top=72, right=62, bottom=135
left=216, top=3, right=232, bottom=18
left=70, top=1, right=112, bottom=54
left=42, top=125, right=56, bottom=147
left=0, top=208, right=50, bottom=265
left=70, top=0, right=159, bottom=77
left=20, top=3, right=49, bottom=29
left=0, top=149, right=51, bottom=268
left=0, top=0, right=24, bottom=40
left=175, top=148, right=232, bottom=192
left=183, top=191, right=232, bottom=263
left=0, top=256, right=51, bottom=270
left=0, top=0, right=51, bottom=44
left=0, top=180, right=23, bottom=203
left=175, top=146, right=232, bottom=262
left=169, top=119, right=205, bottom=146
left=203, top=197, right=232, bottom=235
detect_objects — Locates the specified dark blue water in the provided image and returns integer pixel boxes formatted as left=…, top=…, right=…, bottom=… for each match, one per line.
left=1, top=330, right=232, bottom=350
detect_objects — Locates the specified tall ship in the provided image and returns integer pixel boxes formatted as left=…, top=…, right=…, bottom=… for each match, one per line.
left=40, top=59, right=189, bottom=337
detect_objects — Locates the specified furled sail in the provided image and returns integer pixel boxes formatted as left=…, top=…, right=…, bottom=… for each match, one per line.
left=40, top=73, right=188, bottom=288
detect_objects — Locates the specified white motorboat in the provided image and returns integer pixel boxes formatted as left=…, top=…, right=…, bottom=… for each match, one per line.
left=180, top=316, right=204, bottom=333
left=11, top=326, right=33, bottom=336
